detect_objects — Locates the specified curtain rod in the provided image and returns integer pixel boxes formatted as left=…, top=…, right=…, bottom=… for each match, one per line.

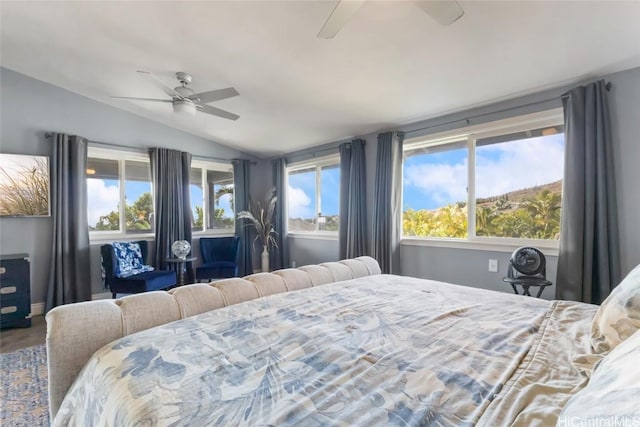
left=44, top=133, right=256, bottom=165
left=405, top=95, right=566, bottom=136
left=407, top=80, right=611, bottom=137
left=289, top=138, right=365, bottom=161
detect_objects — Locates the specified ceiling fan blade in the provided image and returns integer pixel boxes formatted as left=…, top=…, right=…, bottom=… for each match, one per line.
left=188, top=87, right=240, bottom=104
left=317, top=0, right=366, bottom=39
left=197, top=104, right=240, bottom=121
left=415, top=0, right=464, bottom=26
left=136, top=70, right=183, bottom=99
left=111, top=96, right=173, bottom=103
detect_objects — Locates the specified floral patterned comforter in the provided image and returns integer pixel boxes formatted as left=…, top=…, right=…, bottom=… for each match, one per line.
left=53, top=275, right=595, bottom=426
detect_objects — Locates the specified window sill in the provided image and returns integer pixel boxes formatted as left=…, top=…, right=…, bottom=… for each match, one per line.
left=90, top=231, right=235, bottom=244
left=401, top=237, right=559, bottom=256
left=90, top=234, right=154, bottom=245
left=288, top=233, right=339, bottom=241
left=192, top=230, right=235, bottom=238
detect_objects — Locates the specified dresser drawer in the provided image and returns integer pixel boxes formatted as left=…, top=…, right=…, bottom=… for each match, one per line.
left=0, top=254, right=31, bottom=329
left=1, top=292, right=30, bottom=310
left=0, top=258, right=29, bottom=283
left=0, top=311, right=31, bottom=328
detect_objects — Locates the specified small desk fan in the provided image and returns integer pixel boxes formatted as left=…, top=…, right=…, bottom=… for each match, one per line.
left=503, top=247, right=552, bottom=297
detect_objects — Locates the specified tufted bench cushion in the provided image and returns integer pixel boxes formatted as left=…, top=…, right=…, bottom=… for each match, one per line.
left=46, top=256, right=382, bottom=419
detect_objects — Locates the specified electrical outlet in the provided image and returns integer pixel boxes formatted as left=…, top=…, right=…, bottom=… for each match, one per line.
left=488, top=259, right=498, bottom=272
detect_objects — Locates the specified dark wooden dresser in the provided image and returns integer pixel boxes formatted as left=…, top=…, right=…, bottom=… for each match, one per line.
left=0, top=254, right=31, bottom=329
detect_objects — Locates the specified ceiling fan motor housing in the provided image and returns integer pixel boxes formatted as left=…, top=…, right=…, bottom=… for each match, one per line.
left=175, top=72, right=192, bottom=85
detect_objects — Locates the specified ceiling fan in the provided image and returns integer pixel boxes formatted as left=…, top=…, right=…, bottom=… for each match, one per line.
left=318, top=0, right=464, bottom=39
left=112, top=71, right=240, bottom=121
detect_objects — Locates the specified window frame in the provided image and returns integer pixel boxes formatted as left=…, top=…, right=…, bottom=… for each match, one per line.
left=286, top=154, right=340, bottom=237
left=87, top=146, right=155, bottom=242
left=401, top=108, right=564, bottom=254
left=190, top=159, right=236, bottom=237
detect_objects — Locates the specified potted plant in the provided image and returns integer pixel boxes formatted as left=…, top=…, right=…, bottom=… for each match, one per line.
left=237, top=189, right=277, bottom=272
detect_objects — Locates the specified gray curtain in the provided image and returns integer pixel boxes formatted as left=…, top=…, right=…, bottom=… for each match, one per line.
left=150, top=148, right=193, bottom=281
left=372, top=131, right=404, bottom=274
left=557, top=80, right=620, bottom=304
left=270, top=158, right=288, bottom=270
left=339, top=139, right=368, bottom=259
left=233, top=159, right=253, bottom=276
left=46, top=134, right=92, bottom=312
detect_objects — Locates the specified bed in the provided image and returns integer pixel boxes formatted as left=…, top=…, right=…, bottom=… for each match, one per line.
left=46, top=257, right=640, bottom=426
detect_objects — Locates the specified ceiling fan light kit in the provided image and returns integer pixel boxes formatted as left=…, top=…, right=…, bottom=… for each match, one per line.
left=173, top=99, right=197, bottom=115
left=111, top=71, right=240, bottom=120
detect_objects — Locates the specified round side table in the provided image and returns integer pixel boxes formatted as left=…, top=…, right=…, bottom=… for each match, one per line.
left=165, top=256, right=197, bottom=286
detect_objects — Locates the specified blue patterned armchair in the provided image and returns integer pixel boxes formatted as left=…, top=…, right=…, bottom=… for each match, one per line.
left=101, top=240, right=177, bottom=298
left=196, top=237, right=240, bottom=282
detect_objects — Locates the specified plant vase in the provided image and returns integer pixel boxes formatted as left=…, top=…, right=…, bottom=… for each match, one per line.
left=261, top=246, right=269, bottom=272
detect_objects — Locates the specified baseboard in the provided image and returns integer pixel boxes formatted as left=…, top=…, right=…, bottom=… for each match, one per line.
left=91, top=292, right=112, bottom=300
left=29, top=302, right=45, bottom=317
left=30, top=292, right=113, bottom=317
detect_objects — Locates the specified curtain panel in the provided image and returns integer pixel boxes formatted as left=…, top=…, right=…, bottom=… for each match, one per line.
left=339, top=139, right=368, bottom=259
left=233, top=159, right=253, bottom=276
left=270, top=158, right=288, bottom=270
left=372, top=131, right=404, bottom=274
left=150, top=148, right=193, bottom=281
left=556, top=80, right=621, bottom=304
left=46, top=133, right=92, bottom=312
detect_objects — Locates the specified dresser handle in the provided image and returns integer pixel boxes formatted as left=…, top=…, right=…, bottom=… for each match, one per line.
left=0, top=286, right=17, bottom=294
left=1, top=306, right=17, bottom=314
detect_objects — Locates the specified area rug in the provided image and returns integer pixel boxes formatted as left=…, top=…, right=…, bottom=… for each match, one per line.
left=0, top=344, right=49, bottom=426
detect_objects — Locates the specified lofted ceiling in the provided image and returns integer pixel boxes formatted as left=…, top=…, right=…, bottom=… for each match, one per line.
left=1, top=1, right=639, bottom=158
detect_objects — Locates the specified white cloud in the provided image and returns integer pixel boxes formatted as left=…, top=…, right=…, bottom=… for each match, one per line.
left=404, top=135, right=564, bottom=205
left=287, top=185, right=313, bottom=218
left=404, top=159, right=467, bottom=206
left=475, top=135, right=564, bottom=198
left=87, top=179, right=120, bottom=226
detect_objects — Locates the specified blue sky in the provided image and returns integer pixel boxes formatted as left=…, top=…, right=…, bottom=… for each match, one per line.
left=286, top=133, right=564, bottom=218
left=403, top=134, right=565, bottom=210
left=287, top=166, right=340, bottom=219
left=88, top=133, right=564, bottom=225
left=87, top=179, right=234, bottom=226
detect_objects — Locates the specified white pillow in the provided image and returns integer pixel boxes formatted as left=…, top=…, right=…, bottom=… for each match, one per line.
left=590, top=264, right=640, bottom=353
left=558, top=329, right=640, bottom=425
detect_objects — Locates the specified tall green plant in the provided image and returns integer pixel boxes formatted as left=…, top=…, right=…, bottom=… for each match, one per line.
left=237, top=189, right=278, bottom=250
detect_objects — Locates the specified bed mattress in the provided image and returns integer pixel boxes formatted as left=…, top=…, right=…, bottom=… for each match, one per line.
left=53, top=274, right=598, bottom=426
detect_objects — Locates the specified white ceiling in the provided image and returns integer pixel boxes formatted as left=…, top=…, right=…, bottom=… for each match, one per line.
left=1, top=1, right=639, bottom=158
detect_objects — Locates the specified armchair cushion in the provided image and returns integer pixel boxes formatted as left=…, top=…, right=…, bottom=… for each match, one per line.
left=101, top=240, right=176, bottom=297
left=112, top=242, right=154, bottom=278
left=196, top=237, right=240, bottom=281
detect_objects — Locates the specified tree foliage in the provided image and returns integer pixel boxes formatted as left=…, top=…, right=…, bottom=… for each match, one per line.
left=92, top=191, right=154, bottom=231
left=403, top=189, right=561, bottom=240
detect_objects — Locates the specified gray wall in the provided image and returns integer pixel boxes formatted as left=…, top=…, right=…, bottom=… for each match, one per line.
left=284, top=66, right=640, bottom=297
left=608, top=67, right=640, bottom=277
left=0, top=67, right=256, bottom=305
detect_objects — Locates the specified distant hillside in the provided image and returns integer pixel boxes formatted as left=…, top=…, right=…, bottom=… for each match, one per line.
left=477, top=180, right=562, bottom=207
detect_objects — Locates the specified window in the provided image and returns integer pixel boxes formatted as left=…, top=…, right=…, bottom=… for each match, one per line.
left=287, top=156, right=340, bottom=233
left=402, top=110, right=564, bottom=245
left=87, top=148, right=153, bottom=237
left=190, top=161, right=234, bottom=233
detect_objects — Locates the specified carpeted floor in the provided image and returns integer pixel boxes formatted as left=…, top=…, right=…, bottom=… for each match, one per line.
left=0, top=344, right=49, bottom=426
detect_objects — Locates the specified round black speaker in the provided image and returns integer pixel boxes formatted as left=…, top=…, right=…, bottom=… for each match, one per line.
left=509, top=247, right=545, bottom=276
